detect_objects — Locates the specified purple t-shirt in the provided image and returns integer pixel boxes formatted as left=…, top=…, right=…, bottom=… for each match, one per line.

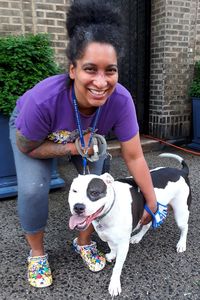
left=16, top=74, right=139, bottom=142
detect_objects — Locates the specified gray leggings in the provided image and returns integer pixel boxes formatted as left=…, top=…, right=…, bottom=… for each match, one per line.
left=9, top=108, right=107, bottom=234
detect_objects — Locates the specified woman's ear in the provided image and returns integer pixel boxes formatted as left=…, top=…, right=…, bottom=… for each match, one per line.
left=69, top=64, right=75, bottom=80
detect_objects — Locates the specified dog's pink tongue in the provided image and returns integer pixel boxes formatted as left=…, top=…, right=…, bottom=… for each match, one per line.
left=69, top=215, right=86, bottom=229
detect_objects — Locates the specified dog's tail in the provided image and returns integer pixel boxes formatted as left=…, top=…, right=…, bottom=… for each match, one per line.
left=159, top=153, right=189, bottom=175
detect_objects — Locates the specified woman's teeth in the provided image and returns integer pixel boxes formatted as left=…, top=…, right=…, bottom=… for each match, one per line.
left=89, top=89, right=106, bottom=95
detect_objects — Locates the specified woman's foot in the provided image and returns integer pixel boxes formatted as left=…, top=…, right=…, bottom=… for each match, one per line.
left=27, top=253, right=53, bottom=288
left=72, top=238, right=106, bottom=272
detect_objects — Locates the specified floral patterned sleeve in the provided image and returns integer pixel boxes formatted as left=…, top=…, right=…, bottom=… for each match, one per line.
left=47, top=128, right=93, bottom=144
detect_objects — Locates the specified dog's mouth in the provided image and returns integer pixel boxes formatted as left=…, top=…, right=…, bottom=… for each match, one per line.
left=69, top=206, right=104, bottom=231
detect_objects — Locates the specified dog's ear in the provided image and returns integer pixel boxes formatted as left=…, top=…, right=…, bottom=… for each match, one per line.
left=101, top=173, right=114, bottom=185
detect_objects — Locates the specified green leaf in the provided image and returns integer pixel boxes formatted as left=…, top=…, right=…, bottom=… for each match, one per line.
left=0, top=33, right=62, bottom=116
left=189, top=61, right=200, bottom=97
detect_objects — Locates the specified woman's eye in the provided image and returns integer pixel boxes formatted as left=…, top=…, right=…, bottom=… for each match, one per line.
left=106, top=68, right=118, bottom=75
left=84, top=67, right=96, bottom=73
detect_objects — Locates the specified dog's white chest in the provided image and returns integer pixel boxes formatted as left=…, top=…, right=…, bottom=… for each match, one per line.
left=93, top=220, right=110, bottom=242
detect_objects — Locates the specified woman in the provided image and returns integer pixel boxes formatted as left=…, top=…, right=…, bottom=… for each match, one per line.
left=9, top=0, right=166, bottom=288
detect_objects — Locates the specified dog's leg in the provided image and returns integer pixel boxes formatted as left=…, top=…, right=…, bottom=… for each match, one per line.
left=108, top=241, right=129, bottom=297
left=173, top=206, right=190, bottom=253
left=130, top=222, right=151, bottom=244
left=132, top=222, right=141, bottom=233
left=106, top=241, right=117, bottom=262
left=176, top=223, right=188, bottom=253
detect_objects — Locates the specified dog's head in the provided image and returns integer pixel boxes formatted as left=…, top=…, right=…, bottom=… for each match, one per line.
left=68, top=173, right=114, bottom=231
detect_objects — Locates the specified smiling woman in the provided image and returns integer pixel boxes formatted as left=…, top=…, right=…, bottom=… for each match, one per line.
left=69, top=42, right=118, bottom=112
left=9, top=0, right=162, bottom=290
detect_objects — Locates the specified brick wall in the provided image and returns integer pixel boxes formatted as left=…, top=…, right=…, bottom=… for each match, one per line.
left=1, top=0, right=200, bottom=140
left=196, top=0, right=200, bottom=60
left=0, top=0, right=70, bottom=66
left=150, top=0, right=200, bottom=139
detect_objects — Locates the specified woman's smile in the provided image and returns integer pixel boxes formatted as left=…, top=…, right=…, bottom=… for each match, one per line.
left=88, top=87, right=108, bottom=99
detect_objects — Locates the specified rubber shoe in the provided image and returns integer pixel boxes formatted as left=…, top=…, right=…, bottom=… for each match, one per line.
left=27, top=254, right=52, bottom=288
left=72, top=238, right=106, bottom=272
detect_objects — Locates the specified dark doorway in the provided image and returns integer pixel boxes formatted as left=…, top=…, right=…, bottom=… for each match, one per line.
left=110, top=0, right=151, bottom=133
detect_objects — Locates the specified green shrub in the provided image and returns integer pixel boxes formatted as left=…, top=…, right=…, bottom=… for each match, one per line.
left=189, top=61, right=200, bottom=98
left=0, top=34, right=62, bottom=116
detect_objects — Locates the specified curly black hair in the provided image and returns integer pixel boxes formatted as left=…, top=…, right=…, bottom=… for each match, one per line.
left=66, top=0, right=125, bottom=66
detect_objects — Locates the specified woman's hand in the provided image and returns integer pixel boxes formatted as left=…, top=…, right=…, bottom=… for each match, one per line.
left=81, top=132, right=94, bottom=156
left=140, top=204, right=157, bottom=225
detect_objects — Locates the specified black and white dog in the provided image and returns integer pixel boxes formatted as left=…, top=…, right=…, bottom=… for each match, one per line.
left=68, top=153, right=191, bottom=297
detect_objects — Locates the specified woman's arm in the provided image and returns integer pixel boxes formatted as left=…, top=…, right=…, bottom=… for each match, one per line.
left=120, top=132, right=157, bottom=224
left=16, top=130, right=78, bottom=159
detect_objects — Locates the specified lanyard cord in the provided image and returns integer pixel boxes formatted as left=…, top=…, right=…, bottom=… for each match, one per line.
left=71, top=83, right=101, bottom=157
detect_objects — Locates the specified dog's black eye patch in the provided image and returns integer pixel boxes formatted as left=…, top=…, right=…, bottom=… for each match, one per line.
left=87, top=178, right=107, bottom=201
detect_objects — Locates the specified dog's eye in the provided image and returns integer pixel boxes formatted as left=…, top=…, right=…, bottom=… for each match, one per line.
left=90, top=191, right=100, bottom=197
left=88, top=190, right=107, bottom=201
left=72, top=189, right=77, bottom=193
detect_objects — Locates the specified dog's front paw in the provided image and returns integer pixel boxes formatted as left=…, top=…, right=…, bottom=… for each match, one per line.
left=106, top=252, right=116, bottom=262
left=108, top=276, right=121, bottom=297
left=130, top=233, right=142, bottom=244
left=176, top=241, right=186, bottom=253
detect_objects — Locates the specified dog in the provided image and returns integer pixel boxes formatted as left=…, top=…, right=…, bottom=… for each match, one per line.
left=68, top=153, right=191, bottom=297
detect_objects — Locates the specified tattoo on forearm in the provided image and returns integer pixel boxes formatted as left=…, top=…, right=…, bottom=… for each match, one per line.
left=16, top=131, right=43, bottom=152
left=16, top=130, right=73, bottom=159
left=29, top=141, right=72, bottom=159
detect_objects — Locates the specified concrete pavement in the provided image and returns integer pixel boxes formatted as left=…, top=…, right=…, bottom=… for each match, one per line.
left=0, top=147, right=200, bottom=300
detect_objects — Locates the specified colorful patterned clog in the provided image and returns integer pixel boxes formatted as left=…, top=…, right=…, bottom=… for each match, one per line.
left=27, top=254, right=52, bottom=288
left=73, top=238, right=106, bottom=272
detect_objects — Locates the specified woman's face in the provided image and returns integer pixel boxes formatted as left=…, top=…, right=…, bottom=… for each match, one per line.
left=69, top=42, right=118, bottom=112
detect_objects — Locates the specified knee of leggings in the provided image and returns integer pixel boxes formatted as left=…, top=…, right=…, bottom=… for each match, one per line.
left=18, top=178, right=50, bottom=199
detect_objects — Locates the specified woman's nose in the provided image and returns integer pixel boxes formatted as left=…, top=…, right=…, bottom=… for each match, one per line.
left=93, top=72, right=107, bottom=88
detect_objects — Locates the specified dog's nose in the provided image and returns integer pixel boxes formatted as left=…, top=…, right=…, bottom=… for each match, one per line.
left=74, top=203, right=85, bottom=215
